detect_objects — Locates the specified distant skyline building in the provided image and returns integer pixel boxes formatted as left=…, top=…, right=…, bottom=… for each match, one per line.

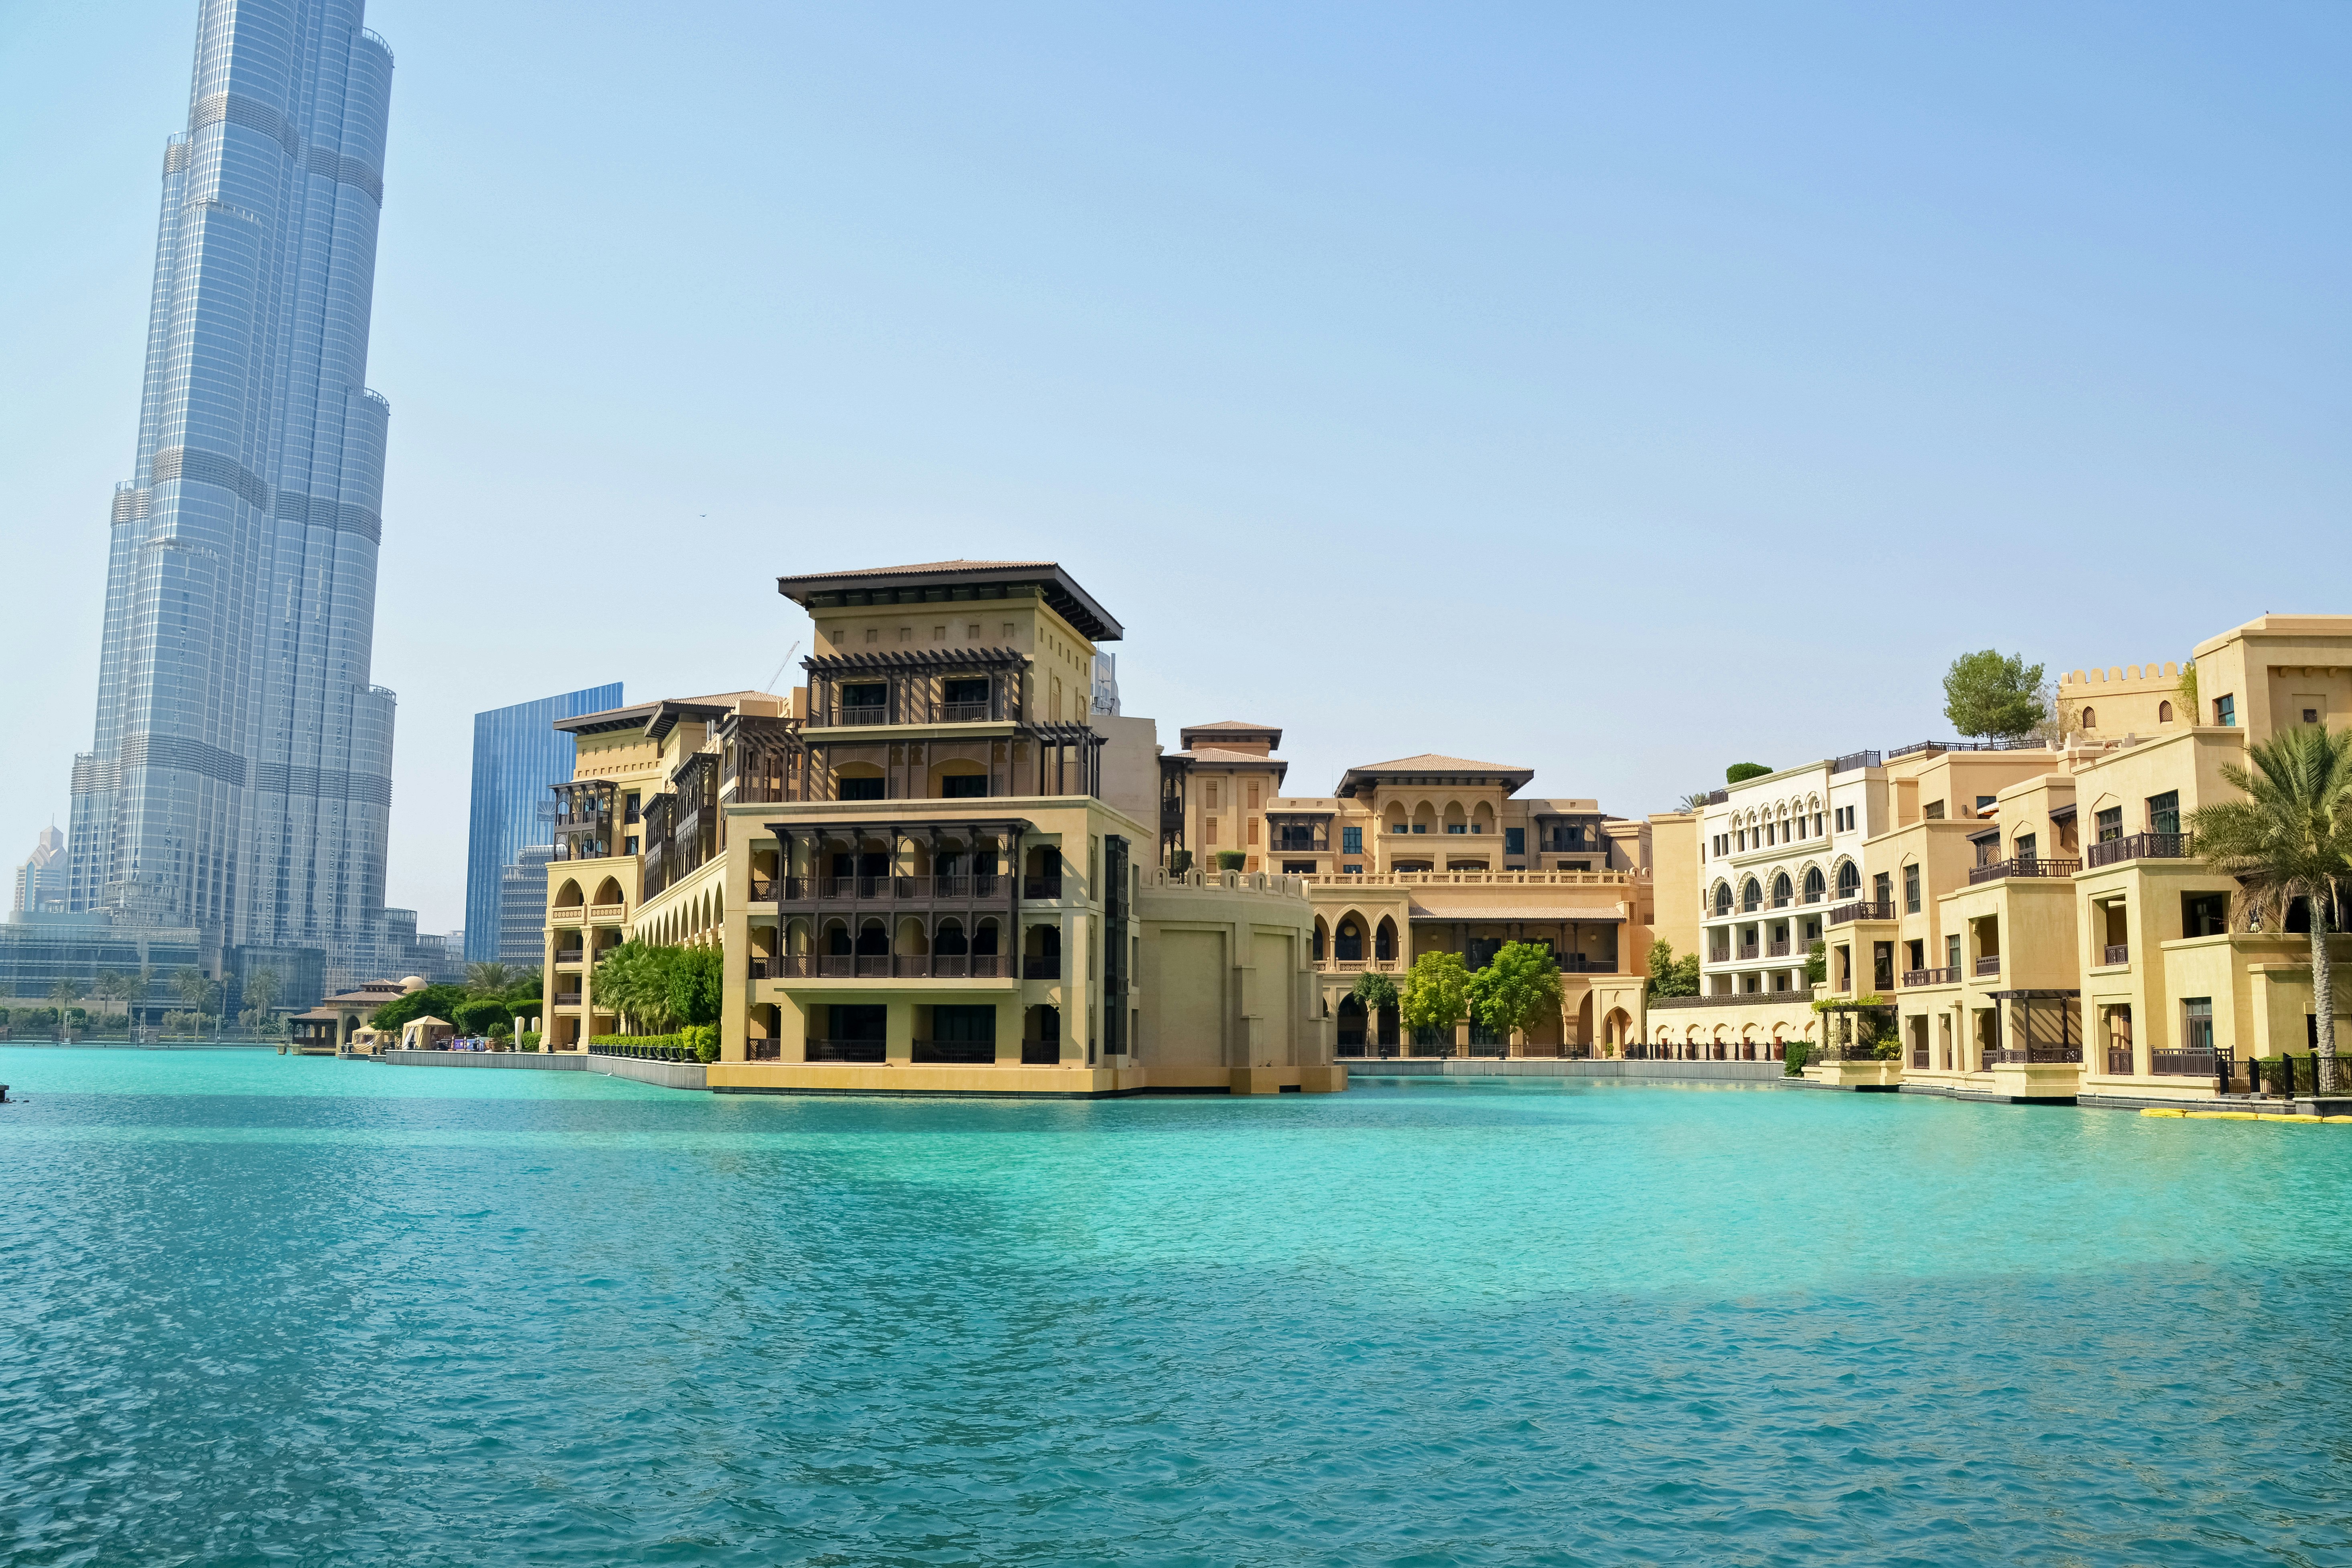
left=497, top=845, right=554, bottom=967
left=63, top=0, right=401, bottom=991
left=465, top=684, right=622, bottom=962
left=12, top=828, right=69, bottom=917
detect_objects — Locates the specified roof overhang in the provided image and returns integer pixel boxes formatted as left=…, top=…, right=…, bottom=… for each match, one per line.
left=777, top=561, right=1122, bottom=642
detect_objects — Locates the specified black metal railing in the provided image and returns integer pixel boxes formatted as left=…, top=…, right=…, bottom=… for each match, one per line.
left=1022, top=956, right=1061, bottom=979
left=911, top=1039, right=996, bottom=1064
left=806, top=1039, right=887, bottom=1063
left=1829, top=749, right=1883, bottom=774
left=553, top=991, right=581, bottom=1006
left=2102, top=943, right=2129, bottom=966
left=1902, top=967, right=1958, bottom=987
left=1829, top=900, right=1895, bottom=924
left=1975, top=955, right=2001, bottom=976
left=1023, top=876, right=1062, bottom=899
left=1886, top=738, right=2050, bottom=759
left=1969, top=856, right=2082, bottom=884
left=2086, top=833, right=2193, bottom=870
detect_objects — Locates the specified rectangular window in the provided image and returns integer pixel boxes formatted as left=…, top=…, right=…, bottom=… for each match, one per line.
left=2147, top=791, right=2180, bottom=836
left=1246, top=818, right=1260, bottom=846
left=1247, top=781, right=1260, bottom=811
left=2095, top=806, right=2122, bottom=843
left=1946, top=933, right=1961, bottom=970
left=1975, top=796, right=1996, bottom=813
left=2183, top=997, right=2214, bottom=1054
left=1205, top=782, right=1220, bottom=811
left=1736, top=830, right=1747, bottom=851
left=1874, top=871, right=1892, bottom=907
left=840, top=777, right=885, bottom=801
left=1904, top=863, right=1920, bottom=913
left=1204, top=817, right=1220, bottom=846
left=941, top=775, right=988, bottom=799
left=2015, top=833, right=2037, bottom=862
left=1343, top=864, right=1363, bottom=875
left=2183, top=892, right=2227, bottom=937
left=1504, top=827, right=1524, bottom=856
left=624, top=836, right=639, bottom=855
left=1922, top=800, right=1944, bottom=820
left=2214, top=695, right=2236, bottom=727
left=1342, top=826, right=1362, bottom=854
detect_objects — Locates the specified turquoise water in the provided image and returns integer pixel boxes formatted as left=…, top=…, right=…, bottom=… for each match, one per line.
left=5, top=1051, right=2352, bottom=1566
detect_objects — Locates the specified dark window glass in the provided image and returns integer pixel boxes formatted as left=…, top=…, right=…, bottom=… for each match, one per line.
left=2147, top=791, right=2180, bottom=835
left=932, top=1004, right=996, bottom=1043
left=1342, top=826, right=1362, bottom=854
left=840, top=776, right=885, bottom=801
left=1904, top=864, right=1920, bottom=913
left=1504, top=828, right=1524, bottom=856
left=2183, top=997, right=2213, bottom=1053
left=834, top=1004, right=888, bottom=1040
left=943, top=678, right=989, bottom=705
left=941, top=775, right=988, bottom=798
left=2096, top=807, right=2122, bottom=842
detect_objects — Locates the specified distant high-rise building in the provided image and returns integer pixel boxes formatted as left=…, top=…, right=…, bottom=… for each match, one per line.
left=12, top=828, right=69, bottom=917
left=465, top=685, right=623, bottom=961
left=64, top=1, right=401, bottom=992
left=497, top=845, right=554, bottom=967
left=1092, top=651, right=1121, bottom=716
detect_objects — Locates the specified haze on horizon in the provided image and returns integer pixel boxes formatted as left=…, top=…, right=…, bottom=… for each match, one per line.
left=4, top=1, right=2346, bottom=933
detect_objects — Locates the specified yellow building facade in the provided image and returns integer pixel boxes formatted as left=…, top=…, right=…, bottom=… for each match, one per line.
left=541, top=560, right=1340, bottom=1097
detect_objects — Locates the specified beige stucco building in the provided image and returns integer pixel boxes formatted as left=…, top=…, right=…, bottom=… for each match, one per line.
left=540, top=560, right=1340, bottom=1097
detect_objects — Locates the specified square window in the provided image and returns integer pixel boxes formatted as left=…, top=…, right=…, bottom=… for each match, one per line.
left=864, top=628, right=879, bottom=645
left=933, top=625, right=946, bottom=640
left=968, top=623, right=982, bottom=639
left=1003, top=622, right=1017, bottom=639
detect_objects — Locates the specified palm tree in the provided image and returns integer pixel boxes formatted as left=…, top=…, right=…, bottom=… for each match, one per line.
left=49, top=978, right=83, bottom=1037
left=465, top=961, right=518, bottom=998
left=2187, top=723, right=2352, bottom=1094
left=241, top=968, right=280, bottom=1033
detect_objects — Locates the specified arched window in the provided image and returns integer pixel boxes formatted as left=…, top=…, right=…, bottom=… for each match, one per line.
left=1741, top=878, right=1762, bottom=912
left=2081, top=707, right=2096, bottom=730
left=1714, top=883, right=1732, bottom=915
left=1772, top=872, right=1792, bottom=907
left=1836, top=862, right=1861, bottom=899
left=2158, top=700, right=2173, bottom=723
left=1336, top=921, right=1363, bottom=961
left=1803, top=867, right=1825, bottom=903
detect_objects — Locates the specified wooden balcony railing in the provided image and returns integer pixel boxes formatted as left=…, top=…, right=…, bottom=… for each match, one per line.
left=1902, top=966, right=1958, bottom=986
left=765, top=874, right=1007, bottom=904
left=1768, top=939, right=1792, bottom=957
left=1023, top=876, right=1062, bottom=900
left=1829, top=900, right=1895, bottom=925
left=1975, top=955, right=2001, bottom=976
left=2086, top=833, right=2193, bottom=870
left=1982, top=1045, right=2082, bottom=1066
left=552, top=991, right=581, bottom=1006
left=2151, top=1049, right=2224, bottom=1078
left=765, top=954, right=1007, bottom=979
left=2105, top=1047, right=2134, bottom=1074
left=2102, top=943, right=2129, bottom=966
left=1968, top=857, right=2082, bottom=885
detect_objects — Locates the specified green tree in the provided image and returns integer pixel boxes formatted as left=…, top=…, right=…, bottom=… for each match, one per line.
left=91, top=970, right=132, bottom=1028
left=1725, top=763, right=1774, bottom=785
left=367, top=983, right=469, bottom=1034
left=1804, top=939, right=1827, bottom=987
left=2187, top=723, right=2352, bottom=1093
left=1349, top=971, right=1398, bottom=1015
left=1646, top=939, right=1700, bottom=998
left=465, top=961, right=519, bottom=998
left=667, top=945, right=725, bottom=1028
left=171, top=966, right=217, bottom=1020
left=1466, top=941, right=1564, bottom=1045
left=241, top=967, right=280, bottom=1020
left=1676, top=791, right=1715, bottom=813
left=1399, top=951, right=1471, bottom=1051
left=593, top=941, right=680, bottom=1033
left=48, top=978, right=82, bottom=1037
left=1942, top=649, right=2048, bottom=741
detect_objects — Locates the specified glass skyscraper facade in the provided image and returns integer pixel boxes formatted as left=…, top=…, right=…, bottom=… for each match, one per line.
left=465, top=685, right=623, bottom=962
left=65, top=0, right=401, bottom=991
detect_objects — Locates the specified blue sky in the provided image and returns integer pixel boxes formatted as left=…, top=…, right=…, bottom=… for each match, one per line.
left=4, top=2, right=2347, bottom=933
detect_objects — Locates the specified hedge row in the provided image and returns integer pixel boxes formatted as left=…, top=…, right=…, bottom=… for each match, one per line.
left=588, top=1026, right=718, bottom=1064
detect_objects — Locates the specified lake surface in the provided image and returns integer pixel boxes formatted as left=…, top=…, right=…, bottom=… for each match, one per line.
left=5, top=1048, right=2351, bottom=1566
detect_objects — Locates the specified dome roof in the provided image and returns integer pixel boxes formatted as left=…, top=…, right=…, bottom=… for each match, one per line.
left=400, top=975, right=428, bottom=992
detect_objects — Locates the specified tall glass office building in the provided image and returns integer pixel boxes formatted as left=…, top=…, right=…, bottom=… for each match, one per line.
left=65, top=0, right=401, bottom=991
left=465, top=685, right=623, bottom=962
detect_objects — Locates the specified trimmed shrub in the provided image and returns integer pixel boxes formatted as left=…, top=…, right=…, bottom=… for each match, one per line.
left=1216, top=850, right=1248, bottom=872
left=1783, top=1041, right=1811, bottom=1076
